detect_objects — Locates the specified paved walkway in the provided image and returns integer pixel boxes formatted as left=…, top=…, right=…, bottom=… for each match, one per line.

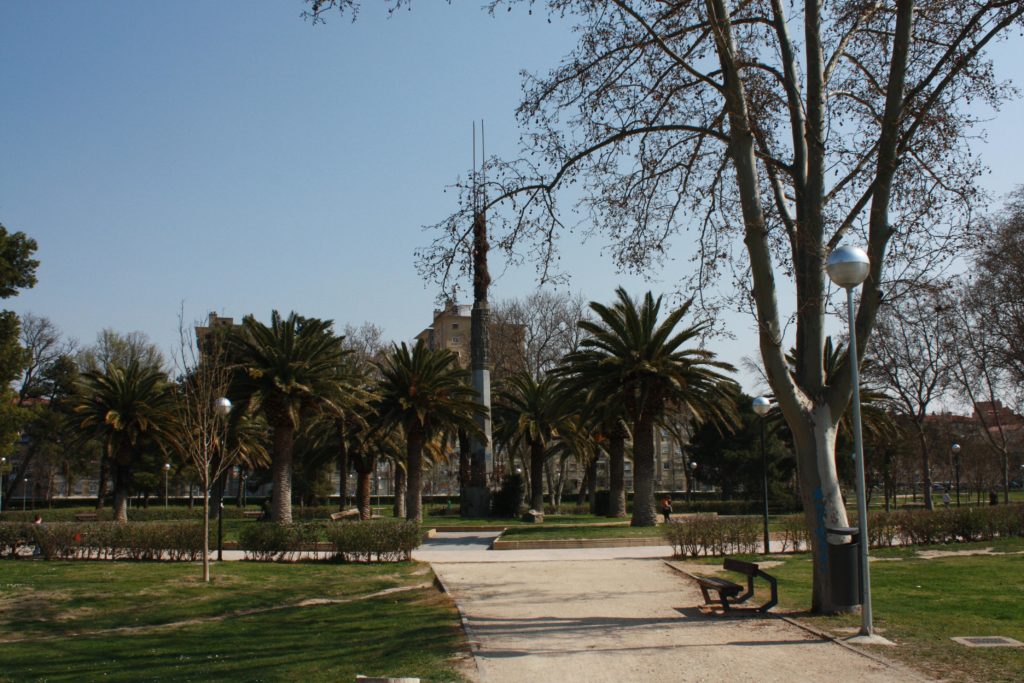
left=424, top=533, right=924, bottom=683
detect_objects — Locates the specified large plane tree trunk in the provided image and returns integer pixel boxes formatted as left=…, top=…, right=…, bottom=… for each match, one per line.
left=270, top=423, right=295, bottom=524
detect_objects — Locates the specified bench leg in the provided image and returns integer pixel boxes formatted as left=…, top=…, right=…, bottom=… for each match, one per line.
left=757, top=572, right=778, bottom=612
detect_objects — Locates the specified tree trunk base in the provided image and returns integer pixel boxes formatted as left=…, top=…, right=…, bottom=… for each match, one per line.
left=461, top=486, right=490, bottom=518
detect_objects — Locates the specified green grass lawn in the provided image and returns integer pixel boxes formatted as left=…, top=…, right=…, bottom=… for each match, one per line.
left=708, top=538, right=1024, bottom=683
left=0, top=560, right=468, bottom=682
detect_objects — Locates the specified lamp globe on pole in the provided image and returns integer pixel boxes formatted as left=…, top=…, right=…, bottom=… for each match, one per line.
left=752, top=396, right=771, bottom=417
left=826, top=244, right=879, bottom=641
left=164, top=462, right=171, bottom=508
left=752, top=397, right=772, bottom=553
left=826, top=245, right=870, bottom=288
left=952, top=443, right=962, bottom=507
left=213, top=397, right=232, bottom=417
left=212, top=397, right=232, bottom=560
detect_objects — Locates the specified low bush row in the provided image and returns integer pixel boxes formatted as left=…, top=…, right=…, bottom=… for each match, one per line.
left=773, top=504, right=1024, bottom=554
left=864, top=504, right=1024, bottom=546
left=662, top=515, right=761, bottom=557
left=238, top=520, right=421, bottom=562
left=1, top=519, right=423, bottom=563
left=0, top=522, right=204, bottom=560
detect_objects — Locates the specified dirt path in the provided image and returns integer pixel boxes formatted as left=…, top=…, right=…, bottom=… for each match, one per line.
left=434, top=559, right=925, bottom=683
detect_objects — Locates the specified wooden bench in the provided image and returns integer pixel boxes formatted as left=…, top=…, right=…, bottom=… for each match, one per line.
left=242, top=510, right=262, bottom=519
left=330, top=509, right=360, bottom=521
left=692, top=558, right=777, bottom=612
left=74, top=512, right=99, bottom=522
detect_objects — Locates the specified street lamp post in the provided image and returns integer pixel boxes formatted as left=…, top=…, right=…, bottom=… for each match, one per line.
left=952, top=443, right=962, bottom=507
left=689, top=461, right=698, bottom=503
left=23, top=478, right=29, bottom=512
left=213, top=397, right=232, bottom=561
left=752, top=396, right=772, bottom=554
left=826, top=244, right=875, bottom=639
left=0, top=456, right=6, bottom=514
left=164, top=463, right=171, bottom=508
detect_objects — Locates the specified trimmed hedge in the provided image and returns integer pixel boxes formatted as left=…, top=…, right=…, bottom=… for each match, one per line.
left=237, top=520, right=422, bottom=562
left=326, top=520, right=421, bottom=562
left=0, top=522, right=204, bottom=560
left=237, top=522, right=324, bottom=562
left=662, top=515, right=760, bottom=557
left=765, top=504, right=1024, bottom=555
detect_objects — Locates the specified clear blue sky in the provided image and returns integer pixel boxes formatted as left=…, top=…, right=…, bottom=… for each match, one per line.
left=2, top=2, right=1022, bottom=392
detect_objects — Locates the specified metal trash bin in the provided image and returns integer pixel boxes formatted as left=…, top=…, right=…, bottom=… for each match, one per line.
left=826, top=525, right=862, bottom=610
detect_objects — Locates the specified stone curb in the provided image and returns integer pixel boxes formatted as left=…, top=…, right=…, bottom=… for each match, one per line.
left=491, top=536, right=668, bottom=550
left=431, top=568, right=484, bottom=681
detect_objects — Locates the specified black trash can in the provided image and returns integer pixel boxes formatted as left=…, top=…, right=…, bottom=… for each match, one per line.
left=826, top=526, right=862, bottom=610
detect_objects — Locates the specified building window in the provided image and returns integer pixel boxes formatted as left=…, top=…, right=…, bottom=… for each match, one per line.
left=452, top=323, right=460, bottom=329
left=451, top=335, right=462, bottom=344
left=663, top=462, right=671, bottom=470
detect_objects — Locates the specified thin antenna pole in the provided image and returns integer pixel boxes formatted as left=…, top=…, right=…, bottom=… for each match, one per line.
left=472, top=121, right=477, bottom=213
left=480, top=119, right=486, bottom=205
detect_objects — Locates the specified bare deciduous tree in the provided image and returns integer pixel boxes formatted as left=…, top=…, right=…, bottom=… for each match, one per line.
left=870, top=287, right=954, bottom=510
left=172, top=316, right=240, bottom=582
left=306, top=0, right=1024, bottom=611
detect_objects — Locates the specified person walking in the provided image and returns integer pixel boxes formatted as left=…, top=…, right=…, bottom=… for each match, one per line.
left=660, top=495, right=673, bottom=523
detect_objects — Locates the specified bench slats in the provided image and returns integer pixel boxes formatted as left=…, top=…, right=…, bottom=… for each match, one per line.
left=689, top=557, right=778, bottom=613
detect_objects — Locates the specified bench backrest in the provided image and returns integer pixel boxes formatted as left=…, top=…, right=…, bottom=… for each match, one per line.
left=723, top=558, right=758, bottom=575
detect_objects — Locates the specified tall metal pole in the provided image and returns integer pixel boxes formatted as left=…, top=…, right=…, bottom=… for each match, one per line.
left=760, top=416, right=770, bottom=554
left=847, top=287, right=873, bottom=637
left=217, top=472, right=226, bottom=562
left=953, top=443, right=961, bottom=507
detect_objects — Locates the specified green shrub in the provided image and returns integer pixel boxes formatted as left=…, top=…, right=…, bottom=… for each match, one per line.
left=490, top=474, right=525, bottom=518
left=238, top=522, right=323, bottom=561
left=662, top=515, right=759, bottom=557
left=0, top=523, right=33, bottom=557
left=2, top=522, right=205, bottom=561
left=326, top=520, right=421, bottom=562
left=778, top=514, right=810, bottom=552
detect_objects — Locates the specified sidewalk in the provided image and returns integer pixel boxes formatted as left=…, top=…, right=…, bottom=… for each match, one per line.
left=422, top=532, right=923, bottom=683
left=434, top=557, right=922, bottom=683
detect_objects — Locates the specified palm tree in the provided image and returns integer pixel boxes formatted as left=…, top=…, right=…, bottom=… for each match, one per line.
left=75, top=361, right=175, bottom=523
left=228, top=311, right=352, bottom=524
left=494, top=372, right=577, bottom=513
left=374, top=341, right=484, bottom=523
left=560, top=288, right=739, bottom=526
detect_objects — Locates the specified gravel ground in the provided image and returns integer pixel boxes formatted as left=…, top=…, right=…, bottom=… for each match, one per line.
left=434, top=557, right=927, bottom=683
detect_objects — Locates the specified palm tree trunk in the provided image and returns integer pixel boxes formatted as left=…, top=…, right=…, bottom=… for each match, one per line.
left=271, top=423, right=295, bottom=524
left=393, top=466, right=407, bottom=518
left=577, top=461, right=590, bottom=506
left=529, top=441, right=545, bottom=512
left=337, top=439, right=348, bottom=511
left=406, top=429, right=425, bottom=522
left=95, top=455, right=109, bottom=511
left=587, top=457, right=598, bottom=514
left=631, top=417, right=657, bottom=526
left=113, top=461, right=131, bottom=524
left=608, top=431, right=627, bottom=518
left=354, top=454, right=375, bottom=520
